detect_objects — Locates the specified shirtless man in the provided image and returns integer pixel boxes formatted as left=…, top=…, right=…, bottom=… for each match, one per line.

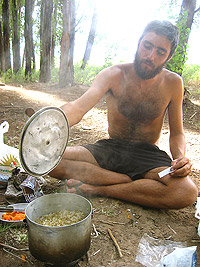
left=50, top=20, right=198, bottom=209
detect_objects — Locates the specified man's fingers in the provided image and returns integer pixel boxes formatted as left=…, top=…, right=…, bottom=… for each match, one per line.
left=171, top=161, right=192, bottom=177
left=171, top=157, right=190, bottom=170
left=25, top=108, right=35, bottom=117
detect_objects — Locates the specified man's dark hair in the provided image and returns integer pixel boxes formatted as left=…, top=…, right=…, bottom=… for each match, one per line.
left=138, top=20, right=180, bottom=59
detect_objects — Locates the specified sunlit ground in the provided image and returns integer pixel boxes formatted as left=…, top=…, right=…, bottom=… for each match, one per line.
left=1, top=84, right=66, bottom=107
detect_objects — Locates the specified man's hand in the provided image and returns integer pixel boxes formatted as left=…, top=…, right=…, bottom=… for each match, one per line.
left=170, top=157, right=192, bottom=177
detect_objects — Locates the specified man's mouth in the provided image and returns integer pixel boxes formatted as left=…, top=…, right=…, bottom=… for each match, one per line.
left=142, top=60, right=154, bottom=69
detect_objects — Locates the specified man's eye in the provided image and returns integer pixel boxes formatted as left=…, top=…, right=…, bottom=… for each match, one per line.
left=144, top=43, right=152, bottom=50
left=157, top=49, right=165, bottom=56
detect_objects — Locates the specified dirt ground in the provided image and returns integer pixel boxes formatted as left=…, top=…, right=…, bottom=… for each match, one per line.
left=0, top=82, right=200, bottom=267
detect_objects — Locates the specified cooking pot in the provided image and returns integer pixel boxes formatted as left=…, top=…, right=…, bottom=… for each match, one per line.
left=25, top=193, right=92, bottom=266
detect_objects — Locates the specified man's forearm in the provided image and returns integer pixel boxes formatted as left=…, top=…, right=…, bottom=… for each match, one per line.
left=169, top=133, right=186, bottom=160
left=60, top=102, right=84, bottom=127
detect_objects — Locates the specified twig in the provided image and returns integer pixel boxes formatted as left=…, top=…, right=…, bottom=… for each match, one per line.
left=3, top=248, right=33, bottom=264
left=168, top=225, right=177, bottom=234
left=108, top=228, right=123, bottom=258
left=100, top=220, right=114, bottom=226
left=189, top=112, right=197, bottom=120
left=68, top=137, right=81, bottom=143
left=91, top=249, right=101, bottom=256
left=92, top=223, right=99, bottom=238
left=191, top=239, right=200, bottom=243
left=0, top=242, right=29, bottom=251
left=120, top=249, right=131, bottom=255
left=99, top=219, right=125, bottom=225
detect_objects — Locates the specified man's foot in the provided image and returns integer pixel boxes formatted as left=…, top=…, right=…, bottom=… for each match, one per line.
left=67, top=179, right=96, bottom=197
left=68, top=181, right=84, bottom=196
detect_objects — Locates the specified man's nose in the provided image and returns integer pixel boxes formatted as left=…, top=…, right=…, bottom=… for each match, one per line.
left=147, top=48, right=156, bottom=61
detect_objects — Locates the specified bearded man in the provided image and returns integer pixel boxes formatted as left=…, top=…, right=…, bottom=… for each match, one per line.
left=50, top=20, right=198, bottom=209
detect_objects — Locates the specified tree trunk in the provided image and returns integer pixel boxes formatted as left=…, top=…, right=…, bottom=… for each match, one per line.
left=51, top=0, right=58, bottom=68
left=2, top=0, right=12, bottom=72
left=59, top=0, right=75, bottom=87
left=39, top=0, right=53, bottom=83
left=0, top=21, right=5, bottom=73
left=167, top=0, right=196, bottom=75
left=177, top=0, right=196, bottom=64
left=11, top=0, right=21, bottom=73
left=81, top=6, right=97, bottom=69
left=31, top=0, right=35, bottom=70
left=24, top=0, right=32, bottom=78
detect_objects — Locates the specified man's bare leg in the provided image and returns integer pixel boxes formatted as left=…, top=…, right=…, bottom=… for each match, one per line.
left=49, top=146, right=198, bottom=209
left=50, top=146, right=132, bottom=185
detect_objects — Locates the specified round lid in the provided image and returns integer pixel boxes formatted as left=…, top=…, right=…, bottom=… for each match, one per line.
left=19, top=107, right=69, bottom=176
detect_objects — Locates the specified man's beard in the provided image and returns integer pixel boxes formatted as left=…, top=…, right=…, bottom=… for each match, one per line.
left=134, top=51, right=166, bottom=80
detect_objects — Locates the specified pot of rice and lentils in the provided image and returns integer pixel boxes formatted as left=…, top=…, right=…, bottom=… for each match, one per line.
left=25, top=193, right=92, bottom=266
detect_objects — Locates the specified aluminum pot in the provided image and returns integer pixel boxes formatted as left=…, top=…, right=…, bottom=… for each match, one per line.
left=25, top=193, right=92, bottom=265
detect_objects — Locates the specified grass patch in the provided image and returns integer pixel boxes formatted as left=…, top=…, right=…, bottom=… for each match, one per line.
left=0, top=222, right=15, bottom=236
left=183, top=64, right=200, bottom=87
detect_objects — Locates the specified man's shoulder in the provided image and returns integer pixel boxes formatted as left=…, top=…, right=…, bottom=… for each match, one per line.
left=108, top=63, right=133, bottom=73
left=105, top=63, right=133, bottom=79
left=163, top=68, right=183, bottom=82
left=162, top=68, right=184, bottom=94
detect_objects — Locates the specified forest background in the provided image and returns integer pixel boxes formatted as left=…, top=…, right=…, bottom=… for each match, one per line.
left=0, top=0, right=200, bottom=88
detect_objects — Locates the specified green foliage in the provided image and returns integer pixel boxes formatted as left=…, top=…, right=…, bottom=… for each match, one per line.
left=0, top=222, right=15, bottom=236
left=10, top=68, right=25, bottom=84
left=166, top=11, right=191, bottom=75
left=0, top=69, right=12, bottom=82
left=0, top=68, right=40, bottom=84
left=182, top=64, right=200, bottom=86
left=103, top=55, right=114, bottom=68
left=51, top=67, right=59, bottom=83
left=74, top=44, right=116, bottom=86
left=74, top=62, right=104, bottom=86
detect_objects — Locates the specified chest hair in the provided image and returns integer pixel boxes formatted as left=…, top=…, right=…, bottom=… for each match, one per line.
left=117, top=92, right=164, bottom=125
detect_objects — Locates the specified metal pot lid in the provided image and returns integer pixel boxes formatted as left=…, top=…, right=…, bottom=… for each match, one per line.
left=19, top=106, right=69, bottom=176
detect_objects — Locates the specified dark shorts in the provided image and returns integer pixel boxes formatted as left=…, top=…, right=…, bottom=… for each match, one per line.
left=83, top=139, right=172, bottom=180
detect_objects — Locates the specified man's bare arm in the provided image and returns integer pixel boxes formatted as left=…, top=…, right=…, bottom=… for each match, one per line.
left=60, top=66, right=120, bottom=127
left=168, top=75, right=192, bottom=176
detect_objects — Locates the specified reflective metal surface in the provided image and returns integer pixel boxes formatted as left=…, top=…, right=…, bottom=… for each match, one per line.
left=25, top=193, right=92, bottom=265
left=20, top=107, right=69, bottom=176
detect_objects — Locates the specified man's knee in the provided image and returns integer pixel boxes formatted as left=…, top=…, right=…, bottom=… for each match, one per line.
left=63, top=146, right=98, bottom=165
left=167, top=176, right=198, bottom=209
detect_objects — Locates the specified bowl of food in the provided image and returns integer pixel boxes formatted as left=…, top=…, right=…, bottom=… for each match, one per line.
left=0, top=203, right=28, bottom=226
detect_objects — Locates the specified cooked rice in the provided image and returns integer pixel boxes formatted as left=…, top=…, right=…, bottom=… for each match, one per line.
left=35, top=209, right=85, bottom=227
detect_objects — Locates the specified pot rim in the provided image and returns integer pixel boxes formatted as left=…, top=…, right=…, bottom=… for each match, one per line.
left=25, top=193, right=93, bottom=228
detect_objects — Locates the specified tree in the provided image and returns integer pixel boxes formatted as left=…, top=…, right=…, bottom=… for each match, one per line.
left=81, top=4, right=98, bottom=69
left=51, top=0, right=58, bottom=68
left=31, top=0, right=36, bottom=70
left=167, top=0, right=200, bottom=75
left=2, top=0, right=12, bottom=72
left=0, top=20, right=5, bottom=72
left=24, top=0, right=33, bottom=78
left=59, top=0, right=75, bottom=87
left=11, top=0, right=21, bottom=73
left=39, top=0, right=53, bottom=82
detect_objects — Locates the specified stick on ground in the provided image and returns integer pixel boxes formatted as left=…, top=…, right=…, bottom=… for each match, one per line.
left=108, top=228, right=123, bottom=258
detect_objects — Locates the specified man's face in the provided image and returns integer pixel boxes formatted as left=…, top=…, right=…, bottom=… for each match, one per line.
left=134, top=32, right=171, bottom=80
